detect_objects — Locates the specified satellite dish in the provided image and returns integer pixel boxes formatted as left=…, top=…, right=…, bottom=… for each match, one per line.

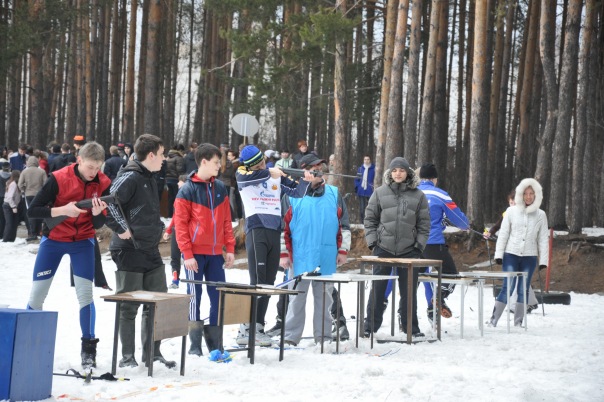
left=231, top=113, right=259, bottom=137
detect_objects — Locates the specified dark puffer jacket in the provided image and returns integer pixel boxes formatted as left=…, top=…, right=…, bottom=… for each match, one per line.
left=364, top=168, right=430, bottom=256
left=166, top=150, right=185, bottom=180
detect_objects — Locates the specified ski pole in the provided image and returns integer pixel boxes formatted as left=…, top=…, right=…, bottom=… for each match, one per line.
left=54, top=369, right=130, bottom=381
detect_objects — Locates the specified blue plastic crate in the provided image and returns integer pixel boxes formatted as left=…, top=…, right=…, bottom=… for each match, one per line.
left=0, top=308, right=58, bottom=401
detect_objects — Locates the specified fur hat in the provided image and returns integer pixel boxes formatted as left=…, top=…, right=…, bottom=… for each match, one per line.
left=514, top=178, right=543, bottom=213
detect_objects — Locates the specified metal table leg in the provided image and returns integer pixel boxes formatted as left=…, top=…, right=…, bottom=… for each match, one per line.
left=147, top=303, right=156, bottom=377
left=111, top=302, right=120, bottom=375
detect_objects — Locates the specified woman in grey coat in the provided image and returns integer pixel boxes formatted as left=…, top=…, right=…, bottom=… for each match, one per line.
left=363, top=157, right=430, bottom=337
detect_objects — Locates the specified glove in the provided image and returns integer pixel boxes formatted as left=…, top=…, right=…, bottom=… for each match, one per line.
left=539, top=265, right=547, bottom=271
left=495, top=258, right=502, bottom=265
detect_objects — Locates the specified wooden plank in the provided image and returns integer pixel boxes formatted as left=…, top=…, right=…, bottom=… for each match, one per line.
left=220, top=293, right=251, bottom=325
left=153, top=297, right=190, bottom=340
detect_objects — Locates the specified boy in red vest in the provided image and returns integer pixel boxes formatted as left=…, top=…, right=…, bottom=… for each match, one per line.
left=26, top=141, right=111, bottom=369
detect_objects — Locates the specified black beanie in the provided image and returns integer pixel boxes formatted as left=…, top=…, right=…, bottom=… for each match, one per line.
left=419, top=163, right=438, bottom=179
left=388, top=157, right=411, bottom=173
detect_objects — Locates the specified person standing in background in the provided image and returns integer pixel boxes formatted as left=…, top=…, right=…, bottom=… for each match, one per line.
left=354, top=155, right=375, bottom=223
left=18, top=156, right=47, bottom=241
left=0, top=161, right=11, bottom=239
left=2, top=170, right=22, bottom=242
left=165, top=145, right=185, bottom=218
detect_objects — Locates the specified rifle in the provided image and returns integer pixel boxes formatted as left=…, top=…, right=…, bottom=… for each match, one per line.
left=280, top=167, right=361, bottom=180
left=44, top=194, right=117, bottom=230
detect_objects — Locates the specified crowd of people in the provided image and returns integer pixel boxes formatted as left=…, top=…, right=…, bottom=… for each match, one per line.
left=12, top=133, right=549, bottom=372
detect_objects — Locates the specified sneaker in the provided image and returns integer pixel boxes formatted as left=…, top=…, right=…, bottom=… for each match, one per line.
left=170, top=272, right=179, bottom=288
left=236, top=324, right=273, bottom=347
left=265, top=320, right=283, bottom=337
left=362, top=329, right=372, bottom=338
left=527, top=304, right=538, bottom=313
left=25, top=236, right=38, bottom=242
left=284, top=340, right=297, bottom=347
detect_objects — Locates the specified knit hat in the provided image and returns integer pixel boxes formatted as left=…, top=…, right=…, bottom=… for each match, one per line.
left=73, top=135, right=86, bottom=145
left=419, top=163, right=438, bottom=179
left=240, top=145, right=264, bottom=168
left=388, top=157, right=411, bottom=173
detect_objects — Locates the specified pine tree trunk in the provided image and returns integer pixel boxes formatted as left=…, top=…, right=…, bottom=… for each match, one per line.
left=7, top=55, right=23, bottom=149
left=82, top=0, right=94, bottom=140
left=582, top=32, right=598, bottom=226
left=466, top=0, right=489, bottom=229
left=144, top=0, right=161, bottom=136
left=333, top=0, right=348, bottom=190
left=432, top=0, right=448, bottom=185
left=385, top=0, right=410, bottom=164
left=374, top=0, right=399, bottom=186
left=454, top=0, right=465, bottom=209
left=569, top=0, right=595, bottom=233
left=136, top=0, right=149, bottom=138
left=28, top=0, right=45, bottom=148
left=403, top=0, right=422, bottom=168
left=548, top=0, right=583, bottom=229
left=122, top=0, right=137, bottom=140
left=417, top=0, right=441, bottom=166
left=95, top=1, right=112, bottom=147
left=487, top=0, right=506, bottom=214
left=492, top=0, right=516, bottom=215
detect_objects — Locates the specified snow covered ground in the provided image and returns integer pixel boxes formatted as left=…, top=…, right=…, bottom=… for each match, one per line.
left=1, top=238, right=603, bottom=402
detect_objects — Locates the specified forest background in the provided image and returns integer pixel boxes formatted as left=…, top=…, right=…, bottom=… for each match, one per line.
left=0, top=0, right=603, bottom=233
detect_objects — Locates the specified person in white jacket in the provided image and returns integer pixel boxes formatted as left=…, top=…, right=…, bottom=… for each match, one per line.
left=488, top=178, right=549, bottom=327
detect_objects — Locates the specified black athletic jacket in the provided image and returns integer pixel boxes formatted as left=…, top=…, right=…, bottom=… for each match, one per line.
left=106, top=160, right=164, bottom=250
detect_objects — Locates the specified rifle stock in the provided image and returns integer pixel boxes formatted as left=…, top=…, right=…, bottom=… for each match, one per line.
left=44, top=194, right=117, bottom=230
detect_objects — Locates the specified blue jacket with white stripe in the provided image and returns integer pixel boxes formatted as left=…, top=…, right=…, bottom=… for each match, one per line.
left=418, top=180, right=469, bottom=244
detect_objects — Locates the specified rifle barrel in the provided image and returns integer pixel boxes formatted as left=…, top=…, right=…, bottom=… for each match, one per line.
left=280, top=167, right=360, bottom=180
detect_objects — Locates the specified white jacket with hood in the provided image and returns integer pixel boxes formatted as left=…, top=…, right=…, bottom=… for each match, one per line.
left=494, top=178, right=549, bottom=267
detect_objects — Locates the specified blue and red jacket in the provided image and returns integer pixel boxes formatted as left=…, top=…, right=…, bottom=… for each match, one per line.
left=28, top=164, right=111, bottom=242
left=173, top=172, right=235, bottom=260
left=418, top=180, right=469, bottom=244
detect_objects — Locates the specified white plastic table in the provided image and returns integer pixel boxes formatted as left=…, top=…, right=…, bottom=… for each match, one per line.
left=301, top=273, right=398, bottom=352
left=419, top=274, right=485, bottom=338
left=459, top=271, right=528, bottom=333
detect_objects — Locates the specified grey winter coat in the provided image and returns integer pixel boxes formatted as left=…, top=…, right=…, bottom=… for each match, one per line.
left=364, top=168, right=430, bottom=256
left=18, top=157, right=47, bottom=197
